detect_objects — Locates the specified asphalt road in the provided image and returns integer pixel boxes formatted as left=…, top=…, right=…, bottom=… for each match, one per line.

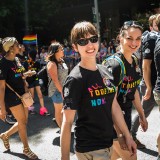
left=0, top=95, right=159, bottom=160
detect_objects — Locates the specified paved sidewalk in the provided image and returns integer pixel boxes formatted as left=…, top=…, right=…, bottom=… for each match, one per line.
left=0, top=95, right=159, bottom=160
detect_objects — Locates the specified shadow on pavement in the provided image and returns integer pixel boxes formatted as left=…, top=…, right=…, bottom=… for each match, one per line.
left=138, top=148, right=158, bottom=157
left=0, top=95, right=56, bottom=138
left=52, top=132, right=75, bottom=153
left=3, top=149, right=42, bottom=160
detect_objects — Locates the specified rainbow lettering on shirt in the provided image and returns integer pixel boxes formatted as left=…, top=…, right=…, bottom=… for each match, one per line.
left=88, top=83, right=116, bottom=107
left=11, top=67, right=25, bottom=78
left=119, top=77, right=141, bottom=94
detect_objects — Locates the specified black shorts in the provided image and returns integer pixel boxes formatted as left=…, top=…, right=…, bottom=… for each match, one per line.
left=28, top=80, right=40, bottom=89
left=5, top=92, right=23, bottom=109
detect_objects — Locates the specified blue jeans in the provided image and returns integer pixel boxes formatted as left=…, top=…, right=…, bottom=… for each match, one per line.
left=131, top=83, right=156, bottom=138
left=50, top=90, right=63, bottom=104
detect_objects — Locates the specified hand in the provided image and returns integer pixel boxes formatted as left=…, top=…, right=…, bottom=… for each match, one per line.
left=143, top=87, right=152, bottom=100
left=118, top=136, right=128, bottom=150
left=0, top=108, right=7, bottom=122
left=125, top=136, right=137, bottom=157
left=139, top=116, right=148, bottom=132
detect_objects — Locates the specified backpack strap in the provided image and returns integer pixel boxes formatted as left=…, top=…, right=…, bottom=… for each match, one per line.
left=103, top=55, right=126, bottom=86
left=132, top=54, right=138, bottom=66
left=131, top=54, right=141, bottom=74
left=103, top=54, right=126, bottom=97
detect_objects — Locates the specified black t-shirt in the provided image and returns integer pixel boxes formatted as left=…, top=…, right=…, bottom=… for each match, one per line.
left=16, top=54, right=27, bottom=66
left=24, top=60, right=41, bottom=84
left=63, top=64, right=116, bottom=153
left=16, top=54, right=26, bottom=62
left=103, top=53, right=141, bottom=109
left=154, top=36, right=160, bottom=92
left=103, top=53, right=141, bottom=132
left=0, top=57, right=25, bottom=106
left=141, top=31, right=158, bottom=86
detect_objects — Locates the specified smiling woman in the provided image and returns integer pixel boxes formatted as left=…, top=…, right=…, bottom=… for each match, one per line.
left=102, top=21, right=148, bottom=160
left=60, top=21, right=137, bottom=160
left=0, top=37, right=38, bottom=159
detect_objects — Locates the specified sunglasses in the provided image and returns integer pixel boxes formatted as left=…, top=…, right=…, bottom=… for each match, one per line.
left=76, top=35, right=98, bottom=46
left=124, top=21, right=141, bottom=26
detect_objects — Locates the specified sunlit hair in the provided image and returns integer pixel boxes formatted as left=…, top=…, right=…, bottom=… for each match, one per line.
left=156, top=14, right=160, bottom=30
left=1, top=37, right=18, bottom=52
left=148, top=14, right=157, bottom=27
left=70, top=21, right=98, bottom=45
left=120, top=21, right=143, bottom=37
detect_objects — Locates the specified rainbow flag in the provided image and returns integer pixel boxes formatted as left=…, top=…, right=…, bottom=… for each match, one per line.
left=23, top=34, right=37, bottom=45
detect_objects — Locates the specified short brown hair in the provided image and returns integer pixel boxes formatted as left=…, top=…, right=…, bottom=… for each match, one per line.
left=148, top=14, right=157, bottom=27
left=70, top=21, right=98, bottom=45
left=155, top=14, right=160, bottom=30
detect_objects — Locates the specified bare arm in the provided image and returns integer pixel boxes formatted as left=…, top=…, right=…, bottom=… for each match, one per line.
left=142, top=59, right=152, bottom=100
left=60, top=109, right=76, bottom=160
left=132, top=89, right=148, bottom=132
left=112, top=92, right=137, bottom=156
left=47, top=61, right=62, bottom=93
left=0, top=80, right=7, bottom=121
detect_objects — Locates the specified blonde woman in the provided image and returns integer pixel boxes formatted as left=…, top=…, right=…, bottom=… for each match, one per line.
left=0, top=37, right=38, bottom=159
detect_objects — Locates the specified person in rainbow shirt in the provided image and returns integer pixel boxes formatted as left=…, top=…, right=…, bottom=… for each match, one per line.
left=0, top=37, right=38, bottom=159
left=60, top=21, right=136, bottom=160
left=103, top=21, right=148, bottom=160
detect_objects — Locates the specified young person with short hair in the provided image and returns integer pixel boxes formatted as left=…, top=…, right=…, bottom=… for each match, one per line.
left=60, top=21, right=136, bottom=160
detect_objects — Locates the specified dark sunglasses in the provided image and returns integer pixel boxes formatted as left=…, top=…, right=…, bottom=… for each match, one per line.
left=76, top=35, right=98, bottom=46
left=123, top=21, right=141, bottom=27
left=121, top=20, right=143, bottom=32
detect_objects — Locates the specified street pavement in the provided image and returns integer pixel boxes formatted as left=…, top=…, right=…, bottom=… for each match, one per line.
left=0, top=95, right=159, bottom=160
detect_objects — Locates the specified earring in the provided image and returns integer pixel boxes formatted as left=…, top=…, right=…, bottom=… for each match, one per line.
left=10, top=50, right=14, bottom=55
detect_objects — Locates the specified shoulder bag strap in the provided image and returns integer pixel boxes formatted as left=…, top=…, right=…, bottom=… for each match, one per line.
left=6, top=83, right=21, bottom=99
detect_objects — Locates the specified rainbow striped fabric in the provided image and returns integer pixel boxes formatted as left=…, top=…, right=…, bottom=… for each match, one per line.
left=23, top=34, right=37, bottom=45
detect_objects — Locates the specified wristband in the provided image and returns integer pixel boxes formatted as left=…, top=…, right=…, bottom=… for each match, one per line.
left=118, top=134, right=123, bottom=138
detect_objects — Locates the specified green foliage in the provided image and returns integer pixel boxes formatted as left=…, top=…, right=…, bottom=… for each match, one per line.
left=0, top=0, right=24, bottom=36
left=0, top=0, right=61, bottom=40
left=133, top=12, right=151, bottom=30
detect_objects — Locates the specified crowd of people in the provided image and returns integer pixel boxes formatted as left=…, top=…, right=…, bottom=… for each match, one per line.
left=0, top=13, right=160, bottom=160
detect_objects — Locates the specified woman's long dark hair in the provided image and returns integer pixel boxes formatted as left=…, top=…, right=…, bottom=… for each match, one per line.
left=28, top=49, right=37, bottom=61
left=48, top=42, right=62, bottom=66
